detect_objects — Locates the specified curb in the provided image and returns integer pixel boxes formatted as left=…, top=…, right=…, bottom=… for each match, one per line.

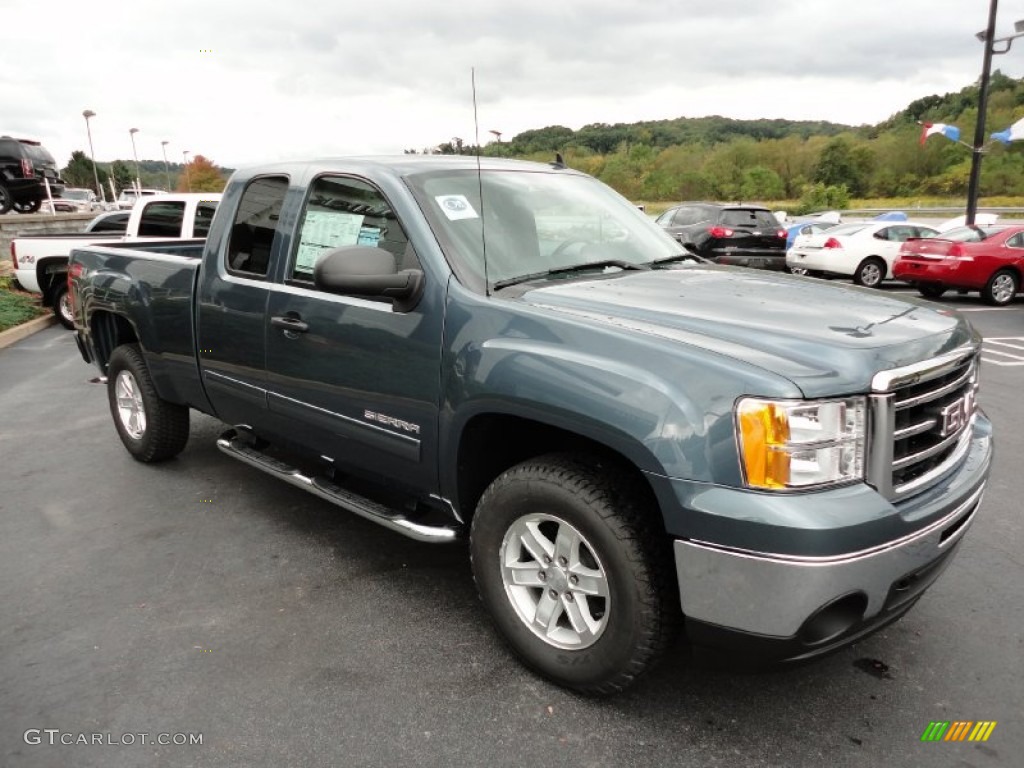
left=0, top=314, right=57, bottom=350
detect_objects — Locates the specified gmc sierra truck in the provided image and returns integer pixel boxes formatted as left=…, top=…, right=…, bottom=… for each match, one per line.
left=69, top=157, right=992, bottom=694
left=11, top=192, right=220, bottom=327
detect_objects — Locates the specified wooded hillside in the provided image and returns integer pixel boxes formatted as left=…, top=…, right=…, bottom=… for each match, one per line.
left=427, top=72, right=1024, bottom=211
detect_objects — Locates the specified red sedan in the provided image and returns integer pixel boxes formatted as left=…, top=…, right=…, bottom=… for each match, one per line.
left=894, top=224, right=1024, bottom=305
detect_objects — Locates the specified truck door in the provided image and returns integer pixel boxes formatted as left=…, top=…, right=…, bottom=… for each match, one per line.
left=263, top=174, right=443, bottom=492
left=196, top=175, right=290, bottom=428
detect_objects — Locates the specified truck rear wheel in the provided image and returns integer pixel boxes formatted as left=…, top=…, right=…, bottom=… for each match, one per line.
left=106, top=344, right=190, bottom=462
left=469, top=453, right=676, bottom=695
left=52, top=283, right=74, bottom=329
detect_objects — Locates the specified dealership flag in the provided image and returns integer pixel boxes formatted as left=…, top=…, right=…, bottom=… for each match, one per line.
left=991, top=117, right=1024, bottom=144
left=920, top=123, right=961, bottom=145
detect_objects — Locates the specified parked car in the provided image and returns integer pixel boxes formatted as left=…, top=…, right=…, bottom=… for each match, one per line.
left=68, top=156, right=990, bottom=695
left=893, top=224, right=1024, bottom=305
left=11, top=193, right=221, bottom=327
left=40, top=187, right=102, bottom=214
left=84, top=210, right=131, bottom=233
left=115, top=188, right=166, bottom=210
left=786, top=221, right=940, bottom=287
left=0, top=135, right=65, bottom=214
left=784, top=220, right=837, bottom=251
left=655, top=202, right=787, bottom=270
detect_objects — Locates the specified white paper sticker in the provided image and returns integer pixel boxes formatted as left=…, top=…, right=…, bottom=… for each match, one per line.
left=435, top=194, right=478, bottom=221
left=294, top=210, right=365, bottom=273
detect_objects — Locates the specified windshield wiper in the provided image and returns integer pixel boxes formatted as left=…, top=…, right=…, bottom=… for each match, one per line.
left=492, top=259, right=649, bottom=290
left=649, top=250, right=710, bottom=267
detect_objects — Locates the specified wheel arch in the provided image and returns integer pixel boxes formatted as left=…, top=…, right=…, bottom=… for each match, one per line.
left=35, top=256, right=70, bottom=305
left=451, top=411, right=663, bottom=532
left=89, top=310, right=141, bottom=373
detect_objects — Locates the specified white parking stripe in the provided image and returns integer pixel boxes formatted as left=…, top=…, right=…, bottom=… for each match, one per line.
left=956, top=306, right=1019, bottom=312
left=982, top=337, right=1024, bottom=366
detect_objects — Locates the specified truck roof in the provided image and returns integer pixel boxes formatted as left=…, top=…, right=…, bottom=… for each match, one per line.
left=231, top=155, right=577, bottom=183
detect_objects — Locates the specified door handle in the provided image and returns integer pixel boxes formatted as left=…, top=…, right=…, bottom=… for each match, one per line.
left=270, top=315, right=309, bottom=333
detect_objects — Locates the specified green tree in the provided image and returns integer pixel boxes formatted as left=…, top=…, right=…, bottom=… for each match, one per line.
left=110, top=160, right=134, bottom=194
left=61, top=151, right=110, bottom=195
left=812, top=137, right=870, bottom=197
left=796, top=183, right=849, bottom=214
left=740, top=166, right=785, bottom=201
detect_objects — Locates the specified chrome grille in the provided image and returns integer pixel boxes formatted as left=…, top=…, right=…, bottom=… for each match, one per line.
left=867, top=345, right=979, bottom=500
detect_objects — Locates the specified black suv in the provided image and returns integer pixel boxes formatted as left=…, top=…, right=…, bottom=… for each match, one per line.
left=0, top=136, right=65, bottom=214
left=655, top=202, right=787, bottom=270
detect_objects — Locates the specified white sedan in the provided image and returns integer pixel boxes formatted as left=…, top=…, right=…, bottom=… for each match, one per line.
left=786, top=221, right=940, bottom=287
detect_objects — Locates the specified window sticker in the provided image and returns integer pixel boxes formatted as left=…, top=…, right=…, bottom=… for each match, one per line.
left=295, top=210, right=365, bottom=274
left=357, top=225, right=381, bottom=246
left=435, top=194, right=478, bottom=221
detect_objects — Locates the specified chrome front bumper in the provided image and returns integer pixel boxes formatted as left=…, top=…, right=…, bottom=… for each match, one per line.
left=674, top=481, right=985, bottom=641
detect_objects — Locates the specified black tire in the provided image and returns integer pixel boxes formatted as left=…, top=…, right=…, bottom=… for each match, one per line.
left=51, top=283, right=74, bottom=329
left=106, top=344, right=190, bottom=462
left=982, top=269, right=1018, bottom=306
left=853, top=257, right=886, bottom=288
left=0, top=183, right=11, bottom=214
left=469, top=453, right=677, bottom=695
left=12, top=198, right=41, bottom=213
left=917, top=284, right=946, bottom=300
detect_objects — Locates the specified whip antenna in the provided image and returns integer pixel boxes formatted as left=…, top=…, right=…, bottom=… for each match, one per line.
left=472, top=67, right=490, bottom=296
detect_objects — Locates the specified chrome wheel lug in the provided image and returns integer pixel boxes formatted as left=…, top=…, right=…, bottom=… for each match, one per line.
left=538, top=571, right=546, bottom=581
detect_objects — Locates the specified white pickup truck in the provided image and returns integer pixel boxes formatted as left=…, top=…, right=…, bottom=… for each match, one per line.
left=11, top=193, right=221, bottom=327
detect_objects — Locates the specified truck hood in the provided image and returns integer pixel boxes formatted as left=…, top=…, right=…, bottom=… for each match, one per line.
left=520, top=267, right=975, bottom=397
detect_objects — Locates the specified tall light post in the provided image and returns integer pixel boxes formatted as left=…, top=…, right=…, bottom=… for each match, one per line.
left=182, top=150, right=192, bottom=192
left=967, top=1, right=1024, bottom=224
left=160, top=141, right=172, bottom=191
left=82, top=110, right=104, bottom=203
left=128, top=128, right=142, bottom=194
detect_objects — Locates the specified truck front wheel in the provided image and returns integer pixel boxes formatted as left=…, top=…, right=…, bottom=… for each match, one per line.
left=106, top=344, right=190, bottom=462
left=469, top=454, right=676, bottom=695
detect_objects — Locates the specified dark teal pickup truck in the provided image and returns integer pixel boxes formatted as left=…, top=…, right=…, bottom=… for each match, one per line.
left=69, top=157, right=992, bottom=694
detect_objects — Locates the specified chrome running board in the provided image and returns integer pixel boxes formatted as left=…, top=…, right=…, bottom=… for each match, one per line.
left=216, top=430, right=458, bottom=543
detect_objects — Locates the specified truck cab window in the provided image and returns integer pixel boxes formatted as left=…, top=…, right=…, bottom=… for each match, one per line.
left=288, top=175, right=415, bottom=286
left=226, top=176, right=288, bottom=277
left=193, top=200, right=219, bottom=238
left=138, top=201, right=186, bottom=237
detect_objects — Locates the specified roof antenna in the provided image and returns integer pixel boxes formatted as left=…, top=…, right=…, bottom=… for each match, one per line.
left=472, top=67, right=490, bottom=296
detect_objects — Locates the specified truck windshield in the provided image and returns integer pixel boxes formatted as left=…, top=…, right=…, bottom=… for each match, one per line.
left=406, top=169, right=682, bottom=292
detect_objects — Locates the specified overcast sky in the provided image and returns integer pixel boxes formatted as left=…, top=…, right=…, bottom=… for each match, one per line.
left=5, top=0, right=1024, bottom=171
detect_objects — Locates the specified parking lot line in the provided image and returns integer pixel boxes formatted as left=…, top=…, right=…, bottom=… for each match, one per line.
left=982, top=337, right=1024, bottom=366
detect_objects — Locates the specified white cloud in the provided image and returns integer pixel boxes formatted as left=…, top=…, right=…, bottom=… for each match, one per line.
left=4, top=0, right=1022, bottom=171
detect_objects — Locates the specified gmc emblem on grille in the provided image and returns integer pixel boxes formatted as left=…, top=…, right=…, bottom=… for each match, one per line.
left=937, top=391, right=975, bottom=438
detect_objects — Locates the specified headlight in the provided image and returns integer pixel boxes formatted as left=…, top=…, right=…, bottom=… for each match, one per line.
left=736, top=397, right=866, bottom=490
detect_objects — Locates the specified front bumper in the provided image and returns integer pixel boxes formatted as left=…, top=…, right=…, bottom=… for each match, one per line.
left=670, top=416, right=992, bottom=661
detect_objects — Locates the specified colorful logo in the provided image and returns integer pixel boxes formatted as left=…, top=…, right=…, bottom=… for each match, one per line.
left=920, top=721, right=997, bottom=742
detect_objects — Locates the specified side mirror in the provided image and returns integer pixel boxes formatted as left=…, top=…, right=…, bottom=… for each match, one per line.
left=313, top=245, right=423, bottom=312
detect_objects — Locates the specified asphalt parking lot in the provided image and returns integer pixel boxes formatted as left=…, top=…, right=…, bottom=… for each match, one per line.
left=1, top=287, right=1021, bottom=768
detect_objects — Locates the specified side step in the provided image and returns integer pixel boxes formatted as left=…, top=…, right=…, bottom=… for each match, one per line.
left=216, top=430, right=459, bottom=543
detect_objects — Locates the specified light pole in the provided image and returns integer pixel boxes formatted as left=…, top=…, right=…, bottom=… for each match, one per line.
left=128, top=128, right=142, bottom=195
left=160, top=141, right=172, bottom=191
left=82, top=110, right=104, bottom=203
left=182, top=150, right=192, bottom=192
left=967, top=1, right=1024, bottom=224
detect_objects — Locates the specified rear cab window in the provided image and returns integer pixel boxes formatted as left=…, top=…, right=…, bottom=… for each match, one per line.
left=193, top=200, right=219, bottom=238
left=225, top=176, right=289, bottom=278
left=137, top=201, right=186, bottom=237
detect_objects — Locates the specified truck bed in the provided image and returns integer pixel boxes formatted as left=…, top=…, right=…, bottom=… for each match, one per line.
left=71, top=240, right=209, bottom=410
